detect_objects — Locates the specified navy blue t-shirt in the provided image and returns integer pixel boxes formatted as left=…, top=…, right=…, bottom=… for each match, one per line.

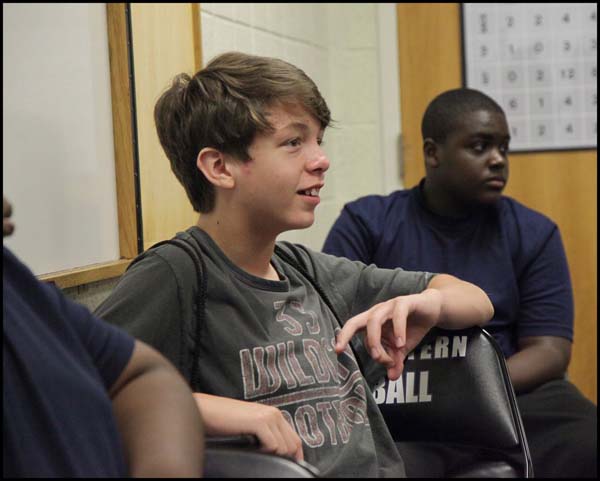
left=3, top=246, right=135, bottom=477
left=322, top=181, right=574, bottom=358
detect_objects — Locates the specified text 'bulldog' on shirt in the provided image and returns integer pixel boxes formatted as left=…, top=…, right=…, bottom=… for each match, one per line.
left=240, top=331, right=468, bottom=405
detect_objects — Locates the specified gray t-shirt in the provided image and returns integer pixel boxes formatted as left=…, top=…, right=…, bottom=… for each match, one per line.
left=95, top=227, right=435, bottom=477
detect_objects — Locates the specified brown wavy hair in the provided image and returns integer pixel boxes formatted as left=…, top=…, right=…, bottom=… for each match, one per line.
left=154, top=51, right=331, bottom=213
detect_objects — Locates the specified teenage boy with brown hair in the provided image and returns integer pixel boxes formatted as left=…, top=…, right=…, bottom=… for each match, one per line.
left=95, top=52, right=494, bottom=477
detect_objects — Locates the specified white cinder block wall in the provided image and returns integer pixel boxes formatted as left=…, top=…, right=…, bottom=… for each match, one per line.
left=64, top=3, right=402, bottom=308
left=200, top=3, right=390, bottom=251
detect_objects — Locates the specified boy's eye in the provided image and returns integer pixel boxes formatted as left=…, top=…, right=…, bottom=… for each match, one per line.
left=282, top=136, right=324, bottom=149
left=471, top=141, right=510, bottom=156
left=471, top=142, right=486, bottom=153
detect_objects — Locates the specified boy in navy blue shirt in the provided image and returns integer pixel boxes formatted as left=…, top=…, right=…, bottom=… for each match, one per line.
left=3, top=196, right=205, bottom=477
left=323, top=88, right=596, bottom=477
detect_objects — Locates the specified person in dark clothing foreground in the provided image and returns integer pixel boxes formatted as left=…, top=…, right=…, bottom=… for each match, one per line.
left=3, top=196, right=205, bottom=477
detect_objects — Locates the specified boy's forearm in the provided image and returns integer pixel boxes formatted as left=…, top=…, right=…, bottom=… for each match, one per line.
left=507, top=336, right=571, bottom=394
left=192, top=392, right=305, bottom=462
left=111, top=344, right=204, bottom=477
left=192, top=392, right=283, bottom=437
left=193, top=392, right=245, bottom=437
left=427, top=274, right=494, bottom=328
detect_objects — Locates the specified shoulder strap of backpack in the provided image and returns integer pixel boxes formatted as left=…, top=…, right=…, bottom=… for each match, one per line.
left=131, top=235, right=207, bottom=391
left=274, top=244, right=342, bottom=326
left=274, top=244, right=366, bottom=374
left=129, top=239, right=360, bottom=389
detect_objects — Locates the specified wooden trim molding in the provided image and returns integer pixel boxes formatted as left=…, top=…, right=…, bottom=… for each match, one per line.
left=107, top=2, right=139, bottom=260
left=39, top=259, right=131, bottom=289
left=130, top=3, right=199, bottom=251
left=36, top=4, right=138, bottom=288
left=396, top=3, right=462, bottom=188
left=192, top=3, right=203, bottom=71
left=36, top=4, right=204, bottom=289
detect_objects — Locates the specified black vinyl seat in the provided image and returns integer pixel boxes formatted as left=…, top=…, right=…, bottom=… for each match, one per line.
left=375, top=326, right=533, bottom=477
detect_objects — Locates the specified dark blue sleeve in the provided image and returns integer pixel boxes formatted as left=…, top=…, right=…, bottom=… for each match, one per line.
left=322, top=201, right=377, bottom=263
left=516, top=226, right=574, bottom=341
left=55, top=289, right=136, bottom=389
left=3, top=247, right=135, bottom=390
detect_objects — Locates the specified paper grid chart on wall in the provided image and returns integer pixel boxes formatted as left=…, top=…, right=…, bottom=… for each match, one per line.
left=462, top=3, right=597, bottom=152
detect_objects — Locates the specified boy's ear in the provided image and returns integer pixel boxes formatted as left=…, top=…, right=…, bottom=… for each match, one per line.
left=423, top=138, right=441, bottom=169
left=196, top=148, right=235, bottom=189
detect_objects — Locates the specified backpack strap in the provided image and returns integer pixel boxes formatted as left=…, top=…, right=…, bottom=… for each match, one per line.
left=274, top=243, right=366, bottom=374
left=129, top=239, right=362, bottom=390
left=130, top=235, right=207, bottom=391
left=274, top=244, right=342, bottom=325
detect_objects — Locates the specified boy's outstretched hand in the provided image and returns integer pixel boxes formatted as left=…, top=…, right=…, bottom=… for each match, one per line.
left=334, top=289, right=443, bottom=380
left=334, top=273, right=494, bottom=380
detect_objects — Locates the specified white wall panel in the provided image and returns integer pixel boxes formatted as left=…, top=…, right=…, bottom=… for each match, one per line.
left=199, top=3, right=392, bottom=251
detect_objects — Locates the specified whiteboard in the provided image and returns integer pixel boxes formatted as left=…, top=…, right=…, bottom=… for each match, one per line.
left=462, top=3, right=597, bottom=152
left=3, top=3, right=120, bottom=275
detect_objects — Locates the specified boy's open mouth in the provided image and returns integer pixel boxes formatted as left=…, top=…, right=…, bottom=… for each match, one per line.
left=299, top=188, right=320, bottom=197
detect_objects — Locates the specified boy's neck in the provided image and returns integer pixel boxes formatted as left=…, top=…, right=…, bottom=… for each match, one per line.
left=422, top=179, right=475, bottom=219
left=196, top=213, right=280, bottom=281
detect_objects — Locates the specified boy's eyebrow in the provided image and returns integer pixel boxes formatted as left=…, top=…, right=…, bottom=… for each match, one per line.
left=468, top=132, right=511, bottom=142
left=278, top=121, right=310, bottom=133
left=273, top=121, right=325, bottom=141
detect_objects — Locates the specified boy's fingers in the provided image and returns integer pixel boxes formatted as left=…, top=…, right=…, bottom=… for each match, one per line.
left=387, top=363, right=403, bottom=381
left=391, top=300, right=409, bottom=347
left=256, top=426, right=279, bottom=455
left=296, top=446, right=304, bottom=462
left=334, top=312, right=368, bottom=352
left=365, top=304, right=389, bottom=360
left=336, top=306, right=396, bottom=368
left=280, top=419, right=304, bottom=461
left=370, top=343, right=395, bottom=366
left=386, top=349, right=407, bottom=380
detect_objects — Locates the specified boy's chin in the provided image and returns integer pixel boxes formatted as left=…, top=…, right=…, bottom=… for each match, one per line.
left=287, top=216, right=316, bottom=231
left=478, top=191, right=503, bottom=205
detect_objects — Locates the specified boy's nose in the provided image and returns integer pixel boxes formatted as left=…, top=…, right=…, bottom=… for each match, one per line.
left=308, top=147, right=330, bottom=172
left=489, top=148, right=506, bottom=166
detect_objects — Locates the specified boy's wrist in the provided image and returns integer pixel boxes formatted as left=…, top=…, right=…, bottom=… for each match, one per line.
left=418, top=288, right=444, bottom=325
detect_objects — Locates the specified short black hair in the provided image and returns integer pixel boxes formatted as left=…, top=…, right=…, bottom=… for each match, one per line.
left=421, top=88, right=505, bottom=143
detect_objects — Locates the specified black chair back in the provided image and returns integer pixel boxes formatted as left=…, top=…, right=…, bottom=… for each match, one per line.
left=375, top=326, right=533, bottom=477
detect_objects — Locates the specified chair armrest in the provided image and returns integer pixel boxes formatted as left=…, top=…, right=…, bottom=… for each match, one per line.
left=203, top=435, right=320, bottom=478
left=205, top=434, right=260, bottom=449
left=449, top=460, right=520, bottom=478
